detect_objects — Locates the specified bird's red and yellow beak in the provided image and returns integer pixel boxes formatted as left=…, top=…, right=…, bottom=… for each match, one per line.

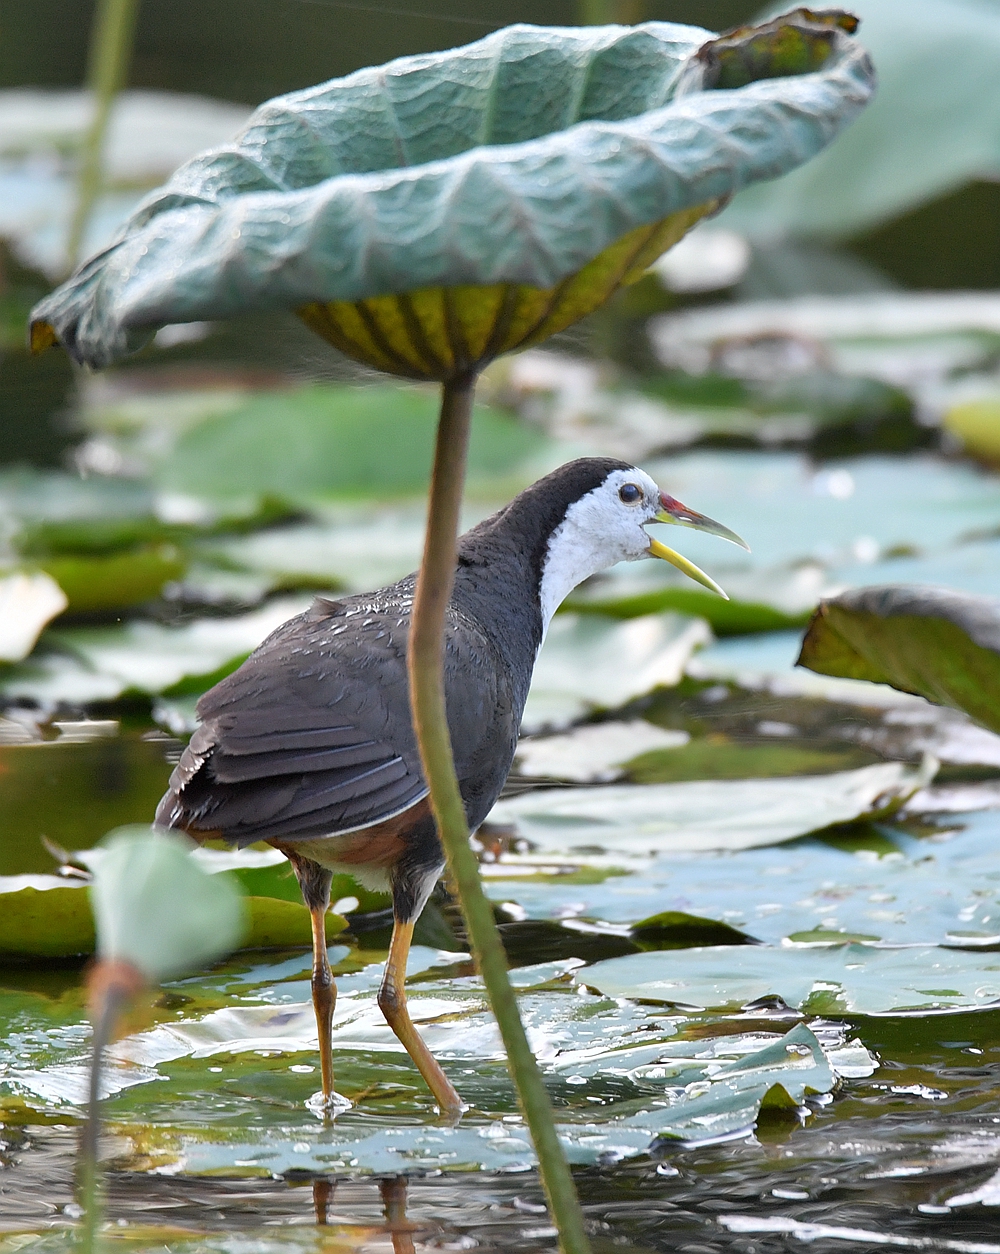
left=647, top=492, right=750, bottom=600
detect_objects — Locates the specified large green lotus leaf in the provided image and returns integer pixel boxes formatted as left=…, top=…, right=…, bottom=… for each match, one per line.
left=798, top=586, right=1000, bottom=735
left=725, top=0, right=1000, bottom=238
left=31, top=19, right=873, bottom=369
left=580, top=943, right=1000, bottom=1016
left=0, top=861, right=347, bottom=960
left=488, top=760, right=931, bottom=862
left=486, top=807, right=1000, bottom=952
left=1, top=931, right=869, bottom=1171
left=158, top=384, right=550, bottom=502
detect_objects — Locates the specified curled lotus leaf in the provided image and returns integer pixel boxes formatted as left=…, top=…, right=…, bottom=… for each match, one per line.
left=32, top=12, right=873, bottom=379
left=797, top=584, right=1000, bottom=736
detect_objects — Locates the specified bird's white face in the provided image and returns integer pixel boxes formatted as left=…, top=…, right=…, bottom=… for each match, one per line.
left=537, top=465, right=747, bottom=637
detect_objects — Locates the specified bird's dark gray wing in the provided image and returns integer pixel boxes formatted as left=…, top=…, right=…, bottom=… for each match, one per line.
left=156, top=593, right=516, bottom=845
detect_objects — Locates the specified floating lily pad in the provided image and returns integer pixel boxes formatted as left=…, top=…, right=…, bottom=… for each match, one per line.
left=490, top=760, right=931, bottom=861
left=159, top=384, right=551, bottom=504
left=0, top=861, right=347, bottom=961
left=798, top=586, right=1000, bottom=736
left=1, top=933, right=871, bottom=1172
left=514, top=721, right=690, bottom=783
left=623, top=738, right=880, bottom=784
left=39, top=546, right=186, bottom=614
left=491, top=806, right=1000, bottom=953
left=0, top=596, right=311, bottom=706
left=522, top=611, right=712, bottom=732
left=580, top=943, right=1000, bottom=1017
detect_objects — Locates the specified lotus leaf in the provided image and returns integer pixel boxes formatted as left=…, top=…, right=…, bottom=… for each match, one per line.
left=0, top=876, right=346, bottom=959
left=798, top=585, right=1000, bottom=734
left=489, top=760, right=931, bottom=861
left=581, top=943, right=1000, bottom=1016
left=1, top=939, right=870, bottom=1173
left=489, top=807, right=1000, bottom=953
left=31, top=16, right=873, bottom=376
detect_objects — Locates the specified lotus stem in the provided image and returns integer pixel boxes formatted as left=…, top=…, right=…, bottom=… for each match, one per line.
left=66, top=0, right=141, bottom=272
left=407, top=373, right=591, bottom=1254
left=79, top=960, right=142, bottom=1253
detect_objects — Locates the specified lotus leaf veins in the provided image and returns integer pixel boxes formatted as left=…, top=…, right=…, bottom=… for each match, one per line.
left=32, top=10, right=874, bottom=379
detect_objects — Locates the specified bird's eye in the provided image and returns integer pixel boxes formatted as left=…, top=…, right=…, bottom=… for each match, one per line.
left=618, top=483, right=642, bottom=505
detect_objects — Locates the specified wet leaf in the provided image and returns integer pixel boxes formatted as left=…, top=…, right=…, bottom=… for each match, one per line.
left=489, top=761, right=932, bottom=861
left=798, top=586, right=1000, bottom=735
left=1, top=939, right=869, bottom=1172
left=581, top=943, right=1000, bottom=1016
left=522, top=612, right=712, bottom=732
left=490, top=806, right=1000, bottom=952
left=514, top=721, right=690, bottom=783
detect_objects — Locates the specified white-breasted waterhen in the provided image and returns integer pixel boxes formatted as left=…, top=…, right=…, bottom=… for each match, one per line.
left=155, top=457, right=746, bottom=1114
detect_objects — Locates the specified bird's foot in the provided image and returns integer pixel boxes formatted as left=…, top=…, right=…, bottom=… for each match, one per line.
left=305, top=1089, right=352, bottom=1119
left=435, top=1097, right=469, bottom=1127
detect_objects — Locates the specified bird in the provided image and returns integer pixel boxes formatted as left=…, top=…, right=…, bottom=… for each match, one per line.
left=155, top=457, right=746, bottom=1115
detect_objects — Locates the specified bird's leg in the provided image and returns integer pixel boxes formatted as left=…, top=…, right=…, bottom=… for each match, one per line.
left=313, top=1177, right=335, bottom=1226
left=286, top=853, right=337, bottom=1105
left=378, top=916, right=463, bottom=1118
left=380, top=1176, right=416, bottom=1254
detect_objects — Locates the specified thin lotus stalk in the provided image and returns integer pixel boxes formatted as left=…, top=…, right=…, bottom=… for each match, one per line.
left=78, top=965, right=134, bottom=1253
left=66, top=0, right=141, bottom=272
left=407, top=374, right=591, bottom=1254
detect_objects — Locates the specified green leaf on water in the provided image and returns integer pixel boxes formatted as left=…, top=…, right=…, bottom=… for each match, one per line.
left=798, top=585, right=1000, bottom=735
left=580, top=943, right=1000, bottom=1016
left=489, top=760, right=933, bottom=862
left=0, top=879, right=95, bottom=958
left=159, top=384, right=551, bottom=504
left=623, top=739, right=879, bottom=784
left=38, top=547, right=186, bottom=614
left=523, top=611, right=712, bottom=732
left=0, top=874, right=346, bottom=958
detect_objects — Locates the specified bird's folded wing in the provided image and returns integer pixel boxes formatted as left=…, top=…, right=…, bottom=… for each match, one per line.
left=157, top=603, right=428, bottom=844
